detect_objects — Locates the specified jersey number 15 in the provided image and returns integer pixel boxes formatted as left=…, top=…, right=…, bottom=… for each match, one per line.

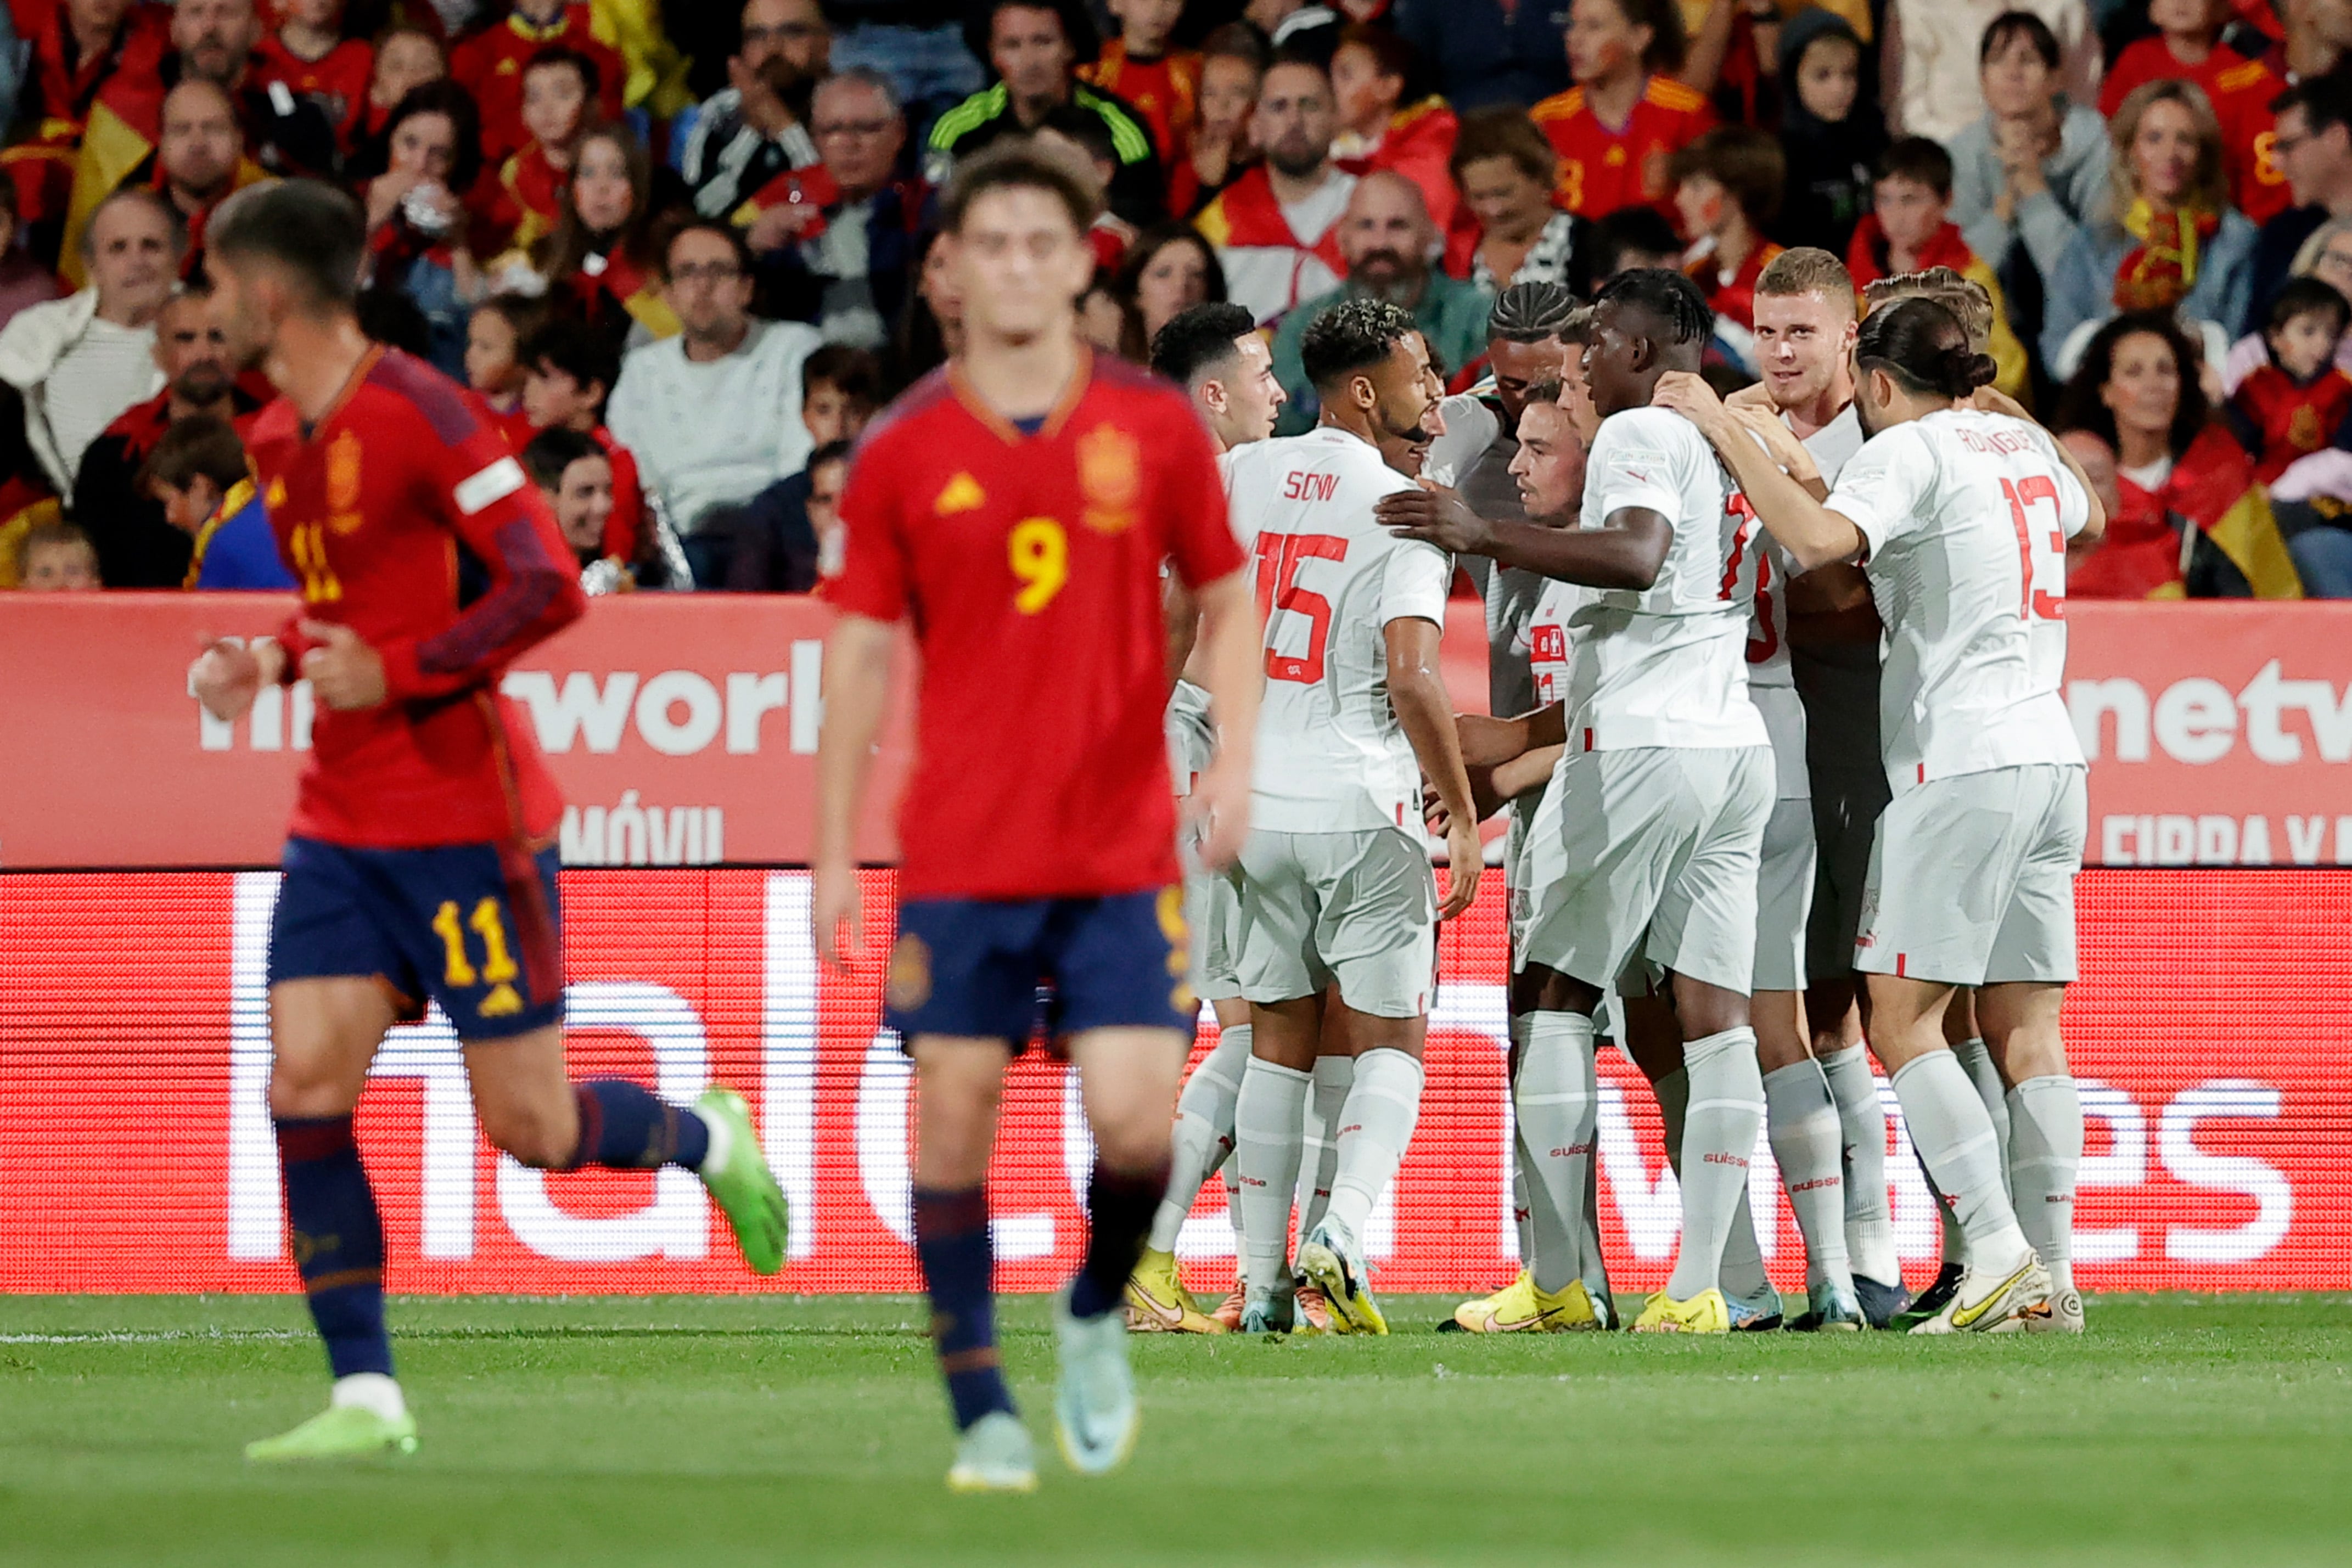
left=1254, top=532, right=1346, bottom=683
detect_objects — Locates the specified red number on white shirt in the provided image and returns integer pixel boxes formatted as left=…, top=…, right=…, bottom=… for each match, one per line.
left=2000, top=475, right=2067, bottom=622
left=1747, top=547, right=1778, bottom=664
left=1717, top=491, right=1758, bottom=600
left=1254, top=532, right=1347, bottom=683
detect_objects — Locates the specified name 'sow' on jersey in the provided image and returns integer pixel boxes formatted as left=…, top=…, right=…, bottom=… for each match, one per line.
left=829, top=357, right=1244, bottom=900
left=1224, top=426, right=1452, bottom=834
left=1563, top=406, right=1770, bottom=751
left=1823, top=408, right=2090, bottom=789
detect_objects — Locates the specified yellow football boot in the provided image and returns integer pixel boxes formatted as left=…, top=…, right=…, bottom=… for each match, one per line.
left=1631, top=1287, right=1732, bottom=1334
left=1451, top=1269, right=1603, bottom=1333
left=1124, top=1246, right=1222, bottom=1334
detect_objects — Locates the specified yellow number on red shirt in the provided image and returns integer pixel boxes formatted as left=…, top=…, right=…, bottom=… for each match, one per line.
left=287, top=522, right=343, bottom=603
left=1009, top=516, right=1068, bottom=614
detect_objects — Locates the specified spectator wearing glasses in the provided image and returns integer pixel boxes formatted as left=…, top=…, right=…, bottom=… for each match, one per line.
left=2243, top=75, right=2352, bottom=338
left=683, top=0, right=833, bottom=223
left=737, top=68, right=936, bottom=350
left=605, top=221, right=826, bottom=587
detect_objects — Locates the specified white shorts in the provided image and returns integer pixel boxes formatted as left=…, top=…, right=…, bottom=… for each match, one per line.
left=1793, top=643, right=1887, bottom=981
left=1754, top=796, right=1815, bottom=994
left=1235, top=827, right=1436, bottom=1019
left=1855, top=765, right=2087, bottom=986
left=1515, top=745, right=1775, bottom=997
left=1753, top=681, right=1810, bottom=802
left=1186, top=863, right=1242, bottom=1000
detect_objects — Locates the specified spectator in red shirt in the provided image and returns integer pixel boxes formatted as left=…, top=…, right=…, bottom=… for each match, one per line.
left=463, top=291, right=546, bottom=447
left=355, top=25, right=447, bottom=156
left=251, top=0, right=373, bottom=155
left=503, top=122, right=678, bottom=345
left=359, top=80, right=488, bottom=376
left=1530, top=0, right=1715, bottom=221
left=1166, top=23, right=1265, bottom=220
left=1080, top=0, right=1199, bottom=165
left=522, top=424, right=630, bottom=588
left=2101, top=0, right=2291, bottom=224
left=9, top=0, right=172, bottom=247
left=2226, top=274, right=2352, bottom=481
left=450, top=0, right=625, bottom=166
left=482, top=46, right=598, bottom=253
left=1330, top=22, right=1461, bottom=238
left=519, top=313, right=647, bottom=566
left=1670, top=123, right=1782, bottom=339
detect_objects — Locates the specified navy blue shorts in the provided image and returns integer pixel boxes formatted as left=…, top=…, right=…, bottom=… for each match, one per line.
left=268, top=836, right=565, bottom=1041
left=884, top=888, right=1194, bottom=1047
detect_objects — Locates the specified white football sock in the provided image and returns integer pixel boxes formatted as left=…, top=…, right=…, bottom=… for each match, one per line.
left=1512, top=1010, right=1596, bottom=1295
left=1322, top=1048, right=1423, bottom=1243
left=1765, top=1059, right=1853, bottom=1295
left=1890, top=1052, right=2030, bottom=1273
left=1921, top=1157, right=1968, bottom=1266
left=1952, top=1037, right=2012, bottom=1198
left=331, top=1372, right=407, bottom=1421
left=1233, top=1056, right=1310, bottom=1294
left=1147, top=1022, right=1250, bottom=1254
left=1716, top=1182, right=1773, bottom=1310
left=1578, top=1135, right=1614, bottom=1312
left=1666, top=1028, right=1767, bottom=1302
left=1820, top=1044, right=1899, bottom=1284
left=1297, top=1053, right=1354, bottom=1235
left=1510, top=1147, right=1534, bottom=1266
left=2007, top=1075, right=2082, bottom=1295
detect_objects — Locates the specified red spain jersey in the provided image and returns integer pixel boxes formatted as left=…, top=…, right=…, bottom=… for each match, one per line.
left=1079, top=43, right=1200, bottom=162
left=831, top=354, right=1245, bottom=900
left=1529, top=75, right=1714, bottom=220
left=251, top=33, right=373, bottom=151
left=451, top=3, right=627, bottom=163
left=250, top=349, right=587, bottom=850
left=2231, top=363, right=2352, bottom=483
left=2100, top=40, right=2288, bottom=223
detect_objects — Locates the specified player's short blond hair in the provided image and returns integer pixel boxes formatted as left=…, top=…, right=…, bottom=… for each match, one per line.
left=1755, top=248, right=1856, bottom=318
left=1863, top=266, right=1992, bottom=354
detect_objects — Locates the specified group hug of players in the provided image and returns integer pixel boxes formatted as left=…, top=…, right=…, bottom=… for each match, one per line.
left=186, top=139, right=2095, bottom=1494
left=1126, top=249, right=2101, bottom=1348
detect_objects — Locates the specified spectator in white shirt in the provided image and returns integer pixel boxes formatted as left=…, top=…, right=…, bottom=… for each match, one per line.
left=0, top=189, right=178, bottom=497
left=605, top=221, right=825, bottom=587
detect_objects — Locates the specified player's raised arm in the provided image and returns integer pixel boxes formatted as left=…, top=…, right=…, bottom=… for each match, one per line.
left=1652, top=370, right=1866, bottom=572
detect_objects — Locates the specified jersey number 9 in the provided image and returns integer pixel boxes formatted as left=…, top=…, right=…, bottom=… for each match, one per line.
left=1008, top=516, right=1069, bottom=614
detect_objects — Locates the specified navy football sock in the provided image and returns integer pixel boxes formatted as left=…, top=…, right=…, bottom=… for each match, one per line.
left=274, top=1116, right=394, bottom=1380
left=568, top=1080, right=710, bottom=1170
left=1069, top=1159, right=1170, bottom=1320
left=913, top=1185, right=1015, bottom=1430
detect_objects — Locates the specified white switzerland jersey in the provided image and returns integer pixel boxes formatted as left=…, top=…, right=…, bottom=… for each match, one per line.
left=1825, top=407, right=2090, bottom=788
left=1227, top=428, right=1452, bottom=832
left=1568, top=407, right=1769, bottom=751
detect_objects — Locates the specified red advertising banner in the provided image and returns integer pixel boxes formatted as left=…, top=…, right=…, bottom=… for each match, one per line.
left=1, top=868, right=2343, bottom=1295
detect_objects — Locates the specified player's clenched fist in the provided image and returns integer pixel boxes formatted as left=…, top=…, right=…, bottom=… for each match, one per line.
left=190, top=636, right=284, bottom=722
left=298, top=619, right=389, bottom=710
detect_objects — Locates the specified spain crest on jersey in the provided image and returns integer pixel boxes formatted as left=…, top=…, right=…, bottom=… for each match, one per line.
left=1077, top=423, right=1139, bottom=533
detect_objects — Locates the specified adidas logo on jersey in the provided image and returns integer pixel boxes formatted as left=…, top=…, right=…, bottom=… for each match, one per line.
left=935, top=473, right=986, bottom=514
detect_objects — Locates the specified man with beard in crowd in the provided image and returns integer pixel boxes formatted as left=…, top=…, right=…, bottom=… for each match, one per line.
left=683, top=0, right=833, bottom=221
left=1270, top=171, right=1492, bottom=428
left=74, top=279, right=256, bottom=587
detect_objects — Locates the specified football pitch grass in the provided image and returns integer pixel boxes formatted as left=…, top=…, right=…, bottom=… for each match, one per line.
left=1, top=1294, right=2348, bottom=1566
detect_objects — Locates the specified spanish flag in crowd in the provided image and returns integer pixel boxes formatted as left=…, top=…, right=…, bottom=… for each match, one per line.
left=57, top=68, right=166, bottom=290
left=2079, top=424, right=2303, bottom=599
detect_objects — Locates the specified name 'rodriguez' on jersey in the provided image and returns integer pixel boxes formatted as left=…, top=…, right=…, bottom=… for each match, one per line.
left=1823, top=407, right=2091, bottom=790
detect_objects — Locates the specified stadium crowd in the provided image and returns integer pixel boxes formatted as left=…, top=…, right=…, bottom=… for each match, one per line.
left=0, top=0, right=2348, bottom=596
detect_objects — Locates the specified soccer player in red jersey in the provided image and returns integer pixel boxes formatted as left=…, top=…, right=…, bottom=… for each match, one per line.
left=187, top=181, right=790, bottom=1464
left=813, top=143, right=1262, bottom=1493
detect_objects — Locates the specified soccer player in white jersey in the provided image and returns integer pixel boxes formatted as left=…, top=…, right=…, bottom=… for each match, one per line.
left=1656, top=296, right=2105, bottom=1334
left=1123, top=302, right=1289, bottom=1335
left=1223, top=297, right=1483, bottom=1335
left=1380, top=269, right=1777, bottom=1335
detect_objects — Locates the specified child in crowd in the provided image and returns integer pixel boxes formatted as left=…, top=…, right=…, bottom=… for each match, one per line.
left=490, top=48, right=600, bottom=252
left=798, top=344, right=883, bottom=447
left=253, top=0, right=373, bottom=154
left=2227, top=277, right=2352, bottom=484
left=140, top=415, right=291, bottom=591
left=361, top=27, right=448, bottom=149
left=1167, top=24, right=1265, bottom=218
left=519, top=316, right=645, bottom=562
left=1772, top=7, right=1884, bottom=258
left=1846, top=138, right=2031, bottom=401
left=1080, top=0, right=1198, bottom=166
left=719, top=351, right=876, bottom=593
left=465, top=295, right=547, bottom=447
left=14, top=521, right=100, bottom=591
left=523, top=425, right=628, bottom=591
left=1032, top=113, right=1137, bottom=271
left=1671, top=125, right=1784, bottom=340
left=2100, top=0, right=2287, bottom=223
